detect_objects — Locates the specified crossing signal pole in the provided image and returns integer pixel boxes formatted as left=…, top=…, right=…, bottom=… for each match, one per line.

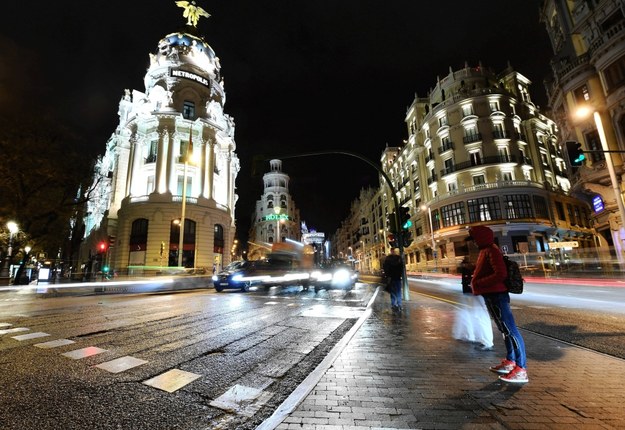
left=565, top=141, right=586, bottom=167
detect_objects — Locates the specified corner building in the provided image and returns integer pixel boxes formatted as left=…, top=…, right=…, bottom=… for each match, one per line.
left=383, top=64, right=594, bottom=272
left=80, top=22, right=239, bottom=274
left=541, top=0, right=625, bottom=261
left=247, top=160, right=301, bottom=260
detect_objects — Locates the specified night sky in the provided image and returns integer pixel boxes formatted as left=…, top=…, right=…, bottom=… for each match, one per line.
left=1, top=1, right=552, bottom=245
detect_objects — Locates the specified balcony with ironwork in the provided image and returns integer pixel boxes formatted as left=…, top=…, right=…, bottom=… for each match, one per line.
left=440, top=155, right=517, bottom=177
left=492, top=130, right=511, bottom=140
left=438, top=141, right=454, bottom=154
left=514, top=132, right=527, bottom=142
left=463, top=133, right=482, bottom=144
left=427, top=174, right=438, bottom=185
left=145, top=153, right=157, bottom=164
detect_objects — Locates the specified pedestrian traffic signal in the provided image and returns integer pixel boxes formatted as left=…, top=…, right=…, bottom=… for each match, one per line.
left=401, top=230, right=413, bottom=247
left=399, top=206, right=412, bottom=229
left=388, top=233, right=398, bottom=249
left=565, top=141, right=585, bottom=167
left=388, top=212, right=398, bottom=233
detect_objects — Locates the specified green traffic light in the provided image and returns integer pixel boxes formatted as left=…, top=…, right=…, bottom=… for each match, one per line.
left=102, top=266, right=109, bottom=273
left=402, top=220, right=413, bottom=229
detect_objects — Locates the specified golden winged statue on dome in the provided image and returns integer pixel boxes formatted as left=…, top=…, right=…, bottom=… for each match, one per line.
left=175, top=1, right=211, bottom=27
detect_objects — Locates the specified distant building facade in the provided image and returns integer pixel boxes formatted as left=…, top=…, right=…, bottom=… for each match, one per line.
left=334, top=64, right=596, bottom=273
left=79, top=20, right=239, bottom=275
left=541, top=0, right=625, bottom=262
left=248, top=160, right=301, bottom=260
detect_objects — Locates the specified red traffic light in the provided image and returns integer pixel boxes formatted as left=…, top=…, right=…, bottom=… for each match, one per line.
left=98, top=242, right=108, bottom=253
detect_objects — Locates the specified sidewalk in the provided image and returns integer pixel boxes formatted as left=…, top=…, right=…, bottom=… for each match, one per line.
left=272, top=288, right=625, bottom=429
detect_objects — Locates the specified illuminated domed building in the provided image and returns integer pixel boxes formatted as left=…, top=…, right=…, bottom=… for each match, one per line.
left=79, top=6, right=239, bottom=275
left=247, top=160, right=301, bottom=260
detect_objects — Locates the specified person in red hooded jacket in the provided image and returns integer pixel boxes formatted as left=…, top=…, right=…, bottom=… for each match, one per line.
left=468, top=225, right=528, bottom=384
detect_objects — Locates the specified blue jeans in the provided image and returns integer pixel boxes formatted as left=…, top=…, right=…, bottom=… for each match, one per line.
left=390, top=279, right=402, bottom=308
left=483, top=292, right=526, bottom=368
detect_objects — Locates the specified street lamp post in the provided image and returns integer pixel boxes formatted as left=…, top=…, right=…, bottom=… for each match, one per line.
left=361, top=240, right=366, bottom=274
left=421, top=205, right=438, bottom=271
left=1, top=221, right=18, bottom=279
left=273, top=207, right=282, bottom=243
left=576, top=107, right=625, bottom=264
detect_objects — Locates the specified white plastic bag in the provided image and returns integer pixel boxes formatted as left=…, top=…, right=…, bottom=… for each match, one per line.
left=452, top=294, right=494, bottom=348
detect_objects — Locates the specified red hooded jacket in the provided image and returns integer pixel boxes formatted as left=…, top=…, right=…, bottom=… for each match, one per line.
left=469, top=226, right=508, bottom=295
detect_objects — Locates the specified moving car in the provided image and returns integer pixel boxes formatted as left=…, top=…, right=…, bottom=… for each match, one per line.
left=212, top=261, right=257, bottom=292
left=309, top=261, right=358, bottom=293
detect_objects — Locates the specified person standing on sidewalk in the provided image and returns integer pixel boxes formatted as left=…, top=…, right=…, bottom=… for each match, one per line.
left=468, top=226, right=528, bottom=384
left=382, top=248, right=404, bottom=312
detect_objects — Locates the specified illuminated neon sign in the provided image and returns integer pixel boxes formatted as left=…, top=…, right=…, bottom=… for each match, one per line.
left=170, top=69, right=210, bottom=87
left=592, top=195, right=604, bottom=213
left=264, top=214, right=289, bottom=221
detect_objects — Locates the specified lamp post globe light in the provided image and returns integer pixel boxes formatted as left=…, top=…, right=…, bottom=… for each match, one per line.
left=575, top=106, right=625, bottom=265
left=1, top=221, right=19, bottom=279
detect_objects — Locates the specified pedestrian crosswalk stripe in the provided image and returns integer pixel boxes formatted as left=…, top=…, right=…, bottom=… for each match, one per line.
left=0, top=323, right=12, bottom=328
left=96, top=356, right=148, bottom=373
left=62, top=346, right=107, bottom=359
left=11, top=332, right=50, bottom=341
left=34, top=339, right=75, bottom=349
left=0, top=327, right=29, bottom=335
left=143, top=369, right=201, bottom=393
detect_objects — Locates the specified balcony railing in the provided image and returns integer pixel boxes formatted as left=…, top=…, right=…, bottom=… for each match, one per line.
left=463, top=133, right=482, bottom=144
left=439, top=155, right=517, bottom=177
left=427, top=174, right=438, bottom=184
left=145, top=154, right=157, bottom=164
left=514, top=132, right=527, bottom=142
left=492, top=130, right=510, bottom=139
left=438, top=141, right=454, bottom=154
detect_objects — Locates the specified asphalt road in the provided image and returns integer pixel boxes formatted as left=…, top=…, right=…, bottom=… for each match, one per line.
left=1, top=276, right=623, bottom=429
left=0, top=283, right=374, bottom=430
left=407, top=275, right=625, bottom=360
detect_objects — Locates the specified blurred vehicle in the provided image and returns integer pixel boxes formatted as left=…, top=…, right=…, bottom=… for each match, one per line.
left=310, top=260, right=358, bottom=293
left=212, top=261, right=257, bottom=292
left=248, top=253, right=311, bottom=290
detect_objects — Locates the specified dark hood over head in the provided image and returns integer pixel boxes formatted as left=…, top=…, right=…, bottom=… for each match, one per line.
left=469, top=226, right=494, bottom=248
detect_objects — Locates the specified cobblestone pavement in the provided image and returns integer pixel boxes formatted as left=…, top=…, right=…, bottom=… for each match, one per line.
left=273, top=288, right=625, bottom=430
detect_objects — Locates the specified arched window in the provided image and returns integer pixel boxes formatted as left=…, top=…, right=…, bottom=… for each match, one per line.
left=129, top=218, right=149, bottom=249
left=169, top=219, right=196, bottom=267
left=214, top=224, right=224, bottom=254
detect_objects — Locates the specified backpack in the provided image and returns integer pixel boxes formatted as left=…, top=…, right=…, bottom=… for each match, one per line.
left=503, top=256, right=524, bottom=294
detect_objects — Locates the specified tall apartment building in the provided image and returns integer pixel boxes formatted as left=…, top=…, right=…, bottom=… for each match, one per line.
left=247, top=160, right=301, bottom=260
left=541, top=0, right=625, bottom=262
left=335, top=64, right=595, bottom=273
left=78, top=10, right=239, bottom=275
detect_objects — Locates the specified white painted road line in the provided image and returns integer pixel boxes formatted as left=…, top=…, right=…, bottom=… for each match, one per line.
left=62, top=346, right=107, bottom=359
left=11, top=332, right=50, bottom=341
left=143, top=369, right=201, bottom=393
left=96, top=356, right=148, bottom=373
left=34, top=339, right=76, bottom=349
left=0, top=327, right=29, bottom=335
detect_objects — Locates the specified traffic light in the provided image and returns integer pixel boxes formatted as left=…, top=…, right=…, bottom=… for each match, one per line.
left=108, top=235, right=116, bottom=249
left=399, top=206, right=412, bottom=229
left=401, top=230, right=413, bottom=247
left=388, top=212, right=398, bottom=233
left=97, top=241, right=108, bottom=254
left=388, top=233, right=398, bottom=249
left=160, top=241, right=165, bottom=256
left=565, top=141, right=585, bottom=167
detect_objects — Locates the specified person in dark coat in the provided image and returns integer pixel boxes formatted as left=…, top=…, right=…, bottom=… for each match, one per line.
left=469, top=225, right=528, bottom=384
left=382, top=248, right=404, bottom=312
